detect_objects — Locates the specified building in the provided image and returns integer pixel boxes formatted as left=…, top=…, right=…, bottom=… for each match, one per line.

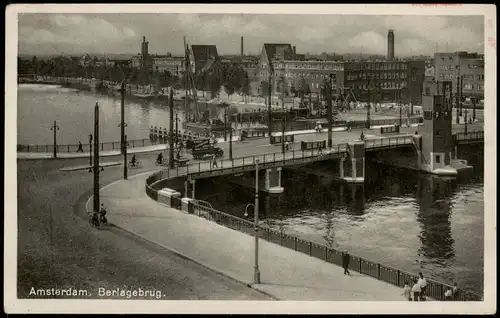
left=343, top=59, right=425, bottom=104
left=387, top=29, right=395, bottom=60
left=190, top=45, right=218, bottom=73
left=131, top=36, right=154, bottom=72
left=434, top=51, right=484, bottom=100
left=152, top=55, right=184, bottom=76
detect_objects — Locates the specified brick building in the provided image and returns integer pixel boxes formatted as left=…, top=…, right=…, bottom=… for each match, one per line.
left=152, top=55, right=184, bottom=76
left=434, top=51, right=484, bottom=100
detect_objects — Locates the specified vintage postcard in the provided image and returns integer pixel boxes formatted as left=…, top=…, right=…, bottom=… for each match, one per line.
left=5, top=3, right=496, bottom=314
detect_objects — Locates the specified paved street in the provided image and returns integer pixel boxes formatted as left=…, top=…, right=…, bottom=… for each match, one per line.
left=100, top=173, right=422, bottom=301
left=17, top=158, right=271, bottom=300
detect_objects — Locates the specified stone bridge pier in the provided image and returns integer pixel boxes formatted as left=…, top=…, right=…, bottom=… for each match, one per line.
left=339, top=141, right=365, bottom=183
left=264, top=167, right=284, bottom=194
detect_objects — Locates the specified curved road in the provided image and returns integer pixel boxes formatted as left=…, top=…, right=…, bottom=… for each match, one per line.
left=17, top=156, right=271, bottom=300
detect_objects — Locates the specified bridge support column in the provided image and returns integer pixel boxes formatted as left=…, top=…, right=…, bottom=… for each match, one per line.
left=191, top=179, right=196, bottom=199
left=343, top=142, right=364, bottom=183
left=264, top=167, right=284, bottom=194
left=339, top=157, right=345, bottom=178
left=413, top=135, right=423, bottom=169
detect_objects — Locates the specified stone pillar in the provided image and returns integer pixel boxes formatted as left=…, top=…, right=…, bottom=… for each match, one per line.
left=184, top=180, right=189, bottom=198
left=412, top=135, right=423, bottom=169
left=339, top=157, right=345, bottom=178
left=191, top=179, right=196, bottom=199
left=264, top=167, right=284, bottom=193
left=344, top=141, right=365, bottom=183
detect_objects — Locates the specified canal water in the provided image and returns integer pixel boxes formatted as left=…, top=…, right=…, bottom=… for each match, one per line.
left=196, top=157, right=484, bottom=296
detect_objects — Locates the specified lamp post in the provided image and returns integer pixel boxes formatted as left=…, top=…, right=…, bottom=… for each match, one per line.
left=464, top=109, right=468, bottom=135
left=93, top=103, right=100, bottom=215
left=281, top=80, right=286, bottom=154
left=229, top=120, right=233, bottom=160
left=88, top=134, right=93, bottom=171
left=50, top=120, right=59, bottom=159
left=253, top=158, right=261, bottom=284
left=472, top=97, right=476, bottom=122
left=118, top=80, right=128, bottom=179
left=168, top=88, right=175, bottom=169
left=267, top=69, right=273, bottom=141
left=175, top=113, right=180, bottom=146
left=327, top=75, right=334, bottom=148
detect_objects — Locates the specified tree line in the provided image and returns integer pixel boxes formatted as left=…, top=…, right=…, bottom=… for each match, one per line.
left=18, top=55, right=252, bottom=101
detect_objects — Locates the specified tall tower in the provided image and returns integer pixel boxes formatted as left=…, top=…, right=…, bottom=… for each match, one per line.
left=241, top=36, right=244, bottom=59
left=418, top=79, right=454, bottom=172
left=387, top=29, right=395, bottom=60
left=141, top=36, right=149, bottom=70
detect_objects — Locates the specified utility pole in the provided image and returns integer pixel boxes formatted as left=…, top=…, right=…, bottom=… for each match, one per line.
left=459, top=75, right=463, bottom=117
left=93, top=103, right=100, bottom=214
left=464, top=109, right=468, bottom=135
left=229, top=120, right=233, bottom=160
left=88, top=134, right=93, bottom=172
left=169, top=88, right=175, bottom=169
left=119, top=80, right=128, bottom=179
left=399, top=105, right=402, bottom=127
left=253, top=158, right=261, bottom=284
left=327, top=75, right=333, bottom=148
left=175, top=113, right=179, bottom=146
left=224, top=107, right=227, bottom=142
left=455, top=65, right=460, bottom=124
left=267, top=70, right=273, bottom=141
left=281, top=81, right=286, bottom=154
left=472, top=97, right=476, bottom=121
left=50, top=120, right=59, bottom=159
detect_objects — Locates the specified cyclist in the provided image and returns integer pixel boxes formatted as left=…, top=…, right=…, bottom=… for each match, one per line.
left=131, top=154, right=137, bottom=167
left=156, top=152, right=164, bottom=165
left=284, top=141, right=290, bottom=152
left=99, top=203, right=108, bottom=225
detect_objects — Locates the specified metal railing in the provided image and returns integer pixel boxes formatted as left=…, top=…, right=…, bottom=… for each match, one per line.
left=17, top=138, right=163, bottom=153
left=364, top=135, right=414, bottom=149
left=455, top=131, right=484, bottom=141
left=187, top=202, right=482, bottom=301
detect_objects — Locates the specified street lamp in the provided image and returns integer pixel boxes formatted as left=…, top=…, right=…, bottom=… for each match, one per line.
left=253, top=158, right=261, bottom=284
left=244, top=203, right=255, bottom=218
left=464, top=109, right=468, bottom=135
left=88, top=134, right=93, bottom=171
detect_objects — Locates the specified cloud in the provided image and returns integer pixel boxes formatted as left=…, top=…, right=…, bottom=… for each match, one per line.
left=17, top=13, right=484, bottom=57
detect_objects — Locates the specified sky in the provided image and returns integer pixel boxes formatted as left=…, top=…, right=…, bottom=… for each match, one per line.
left=17, top=13, right=484, bottom=57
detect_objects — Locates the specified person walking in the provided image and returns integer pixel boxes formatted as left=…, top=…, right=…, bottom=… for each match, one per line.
left=452, top=282, right=459, bottom=301
left=444, top=288, right=453, bottom=301
left=342, top=250, right=350, bottom=276
left=76, top=141, right=84, bottom=153
left=411, top=278, right=422, bottom=301
left=212, top=154, right=218, bottom=168
left=401, top=281, right=412, bottom=301
left=417, top=272, right=428, bottom=300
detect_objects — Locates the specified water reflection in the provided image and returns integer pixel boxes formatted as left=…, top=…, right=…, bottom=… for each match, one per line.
left=196, top=160, right=483, bottom=294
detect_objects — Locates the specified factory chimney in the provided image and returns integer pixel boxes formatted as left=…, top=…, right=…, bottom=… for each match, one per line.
left=387, top=29, right=395, bottom=60
left=293, top=46, right=296, bottom=59
left=241, top=36, right=244, bottom=59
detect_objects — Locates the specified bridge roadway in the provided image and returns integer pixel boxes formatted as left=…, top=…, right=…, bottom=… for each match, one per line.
left=149, top=129, right=482, bottom=185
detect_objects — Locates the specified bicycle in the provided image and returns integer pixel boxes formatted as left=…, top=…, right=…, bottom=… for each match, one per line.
left=88, top=212, right=100, bottom=228
left=128, top=160, right=141, bottom=168
left=155, top=158, right=167, bottom=166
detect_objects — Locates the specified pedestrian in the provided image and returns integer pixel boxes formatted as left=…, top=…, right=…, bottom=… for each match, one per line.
left=401, top=281, right=412, bottom=301
left=342, top=250, right=350, bottom=276
left=76, top=141, right=84, bottom=153
left=452, top=282, right=459, bottom=301
left=411, top=278, right=422, bottom=301
left=444, top=288, right=453, bottom=301
left=417, top=272, right=428, bottom=300
left=212, top=154, right=218, bottom=168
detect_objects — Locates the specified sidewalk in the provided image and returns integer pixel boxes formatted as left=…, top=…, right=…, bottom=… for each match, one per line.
left=17, top=144, right=168, bottom=160
left=96, top=173, right=414, bottom=301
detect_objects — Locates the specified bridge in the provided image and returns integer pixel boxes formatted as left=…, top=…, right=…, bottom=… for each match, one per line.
left=146, top=131, right=483, bottom=198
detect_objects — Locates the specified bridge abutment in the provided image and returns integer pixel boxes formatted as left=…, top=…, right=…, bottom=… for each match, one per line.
left=342, top=142, right=365, bottom=183
left=264, top=167, right=284, bottom=194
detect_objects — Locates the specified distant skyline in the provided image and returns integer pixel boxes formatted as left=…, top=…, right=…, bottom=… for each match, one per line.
left=18, top=14, right=484, bottom=57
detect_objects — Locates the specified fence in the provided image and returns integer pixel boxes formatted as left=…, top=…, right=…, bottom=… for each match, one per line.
left=455, top=131, right=484, bottom=141
left=364, top=136, right=414, bottom=149
left=17, top=138, right=163, bottom=153
left=186, top=201, right=482, bottom=301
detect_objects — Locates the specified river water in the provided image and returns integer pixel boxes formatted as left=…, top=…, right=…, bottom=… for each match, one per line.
left=18, top=83, right=484, bottom=296
left=197, top=159, right=484, bottom=296
left=17, top=84, right=191, bottom=145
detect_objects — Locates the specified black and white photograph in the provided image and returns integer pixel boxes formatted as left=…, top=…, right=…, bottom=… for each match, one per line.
left=5, top=4, right=496, bottom=314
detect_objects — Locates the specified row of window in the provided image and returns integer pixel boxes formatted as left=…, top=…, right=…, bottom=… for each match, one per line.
left=346, top=72, right=408, bottom=80
left=356, top=63, right=408, bottom=71
left=423, top=110, right=452, bottom=120
left=464, top=84, right=484, bottom=90
left=439, top=73, right=484, bottom=81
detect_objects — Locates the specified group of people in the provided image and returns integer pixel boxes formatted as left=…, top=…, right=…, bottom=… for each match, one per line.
left=401, top=273, right=460, bottom=301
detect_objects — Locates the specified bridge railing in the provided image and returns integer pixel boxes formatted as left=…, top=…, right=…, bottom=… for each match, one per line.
left=364, top=135, right=414, bottom=149
left=455, top=131, right=484, bottom=141
left=148, top=144, right=348, bottom=188
left=17, top=138, right=163, bottom=153
left=188, top=201, right=482, bottom=301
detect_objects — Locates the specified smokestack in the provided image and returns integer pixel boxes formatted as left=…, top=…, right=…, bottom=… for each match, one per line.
left=387, top=29, right=395, bottom=60
left=293, top=46, right=296, bottom=59
left=241, top=36, right=244, bottom=59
